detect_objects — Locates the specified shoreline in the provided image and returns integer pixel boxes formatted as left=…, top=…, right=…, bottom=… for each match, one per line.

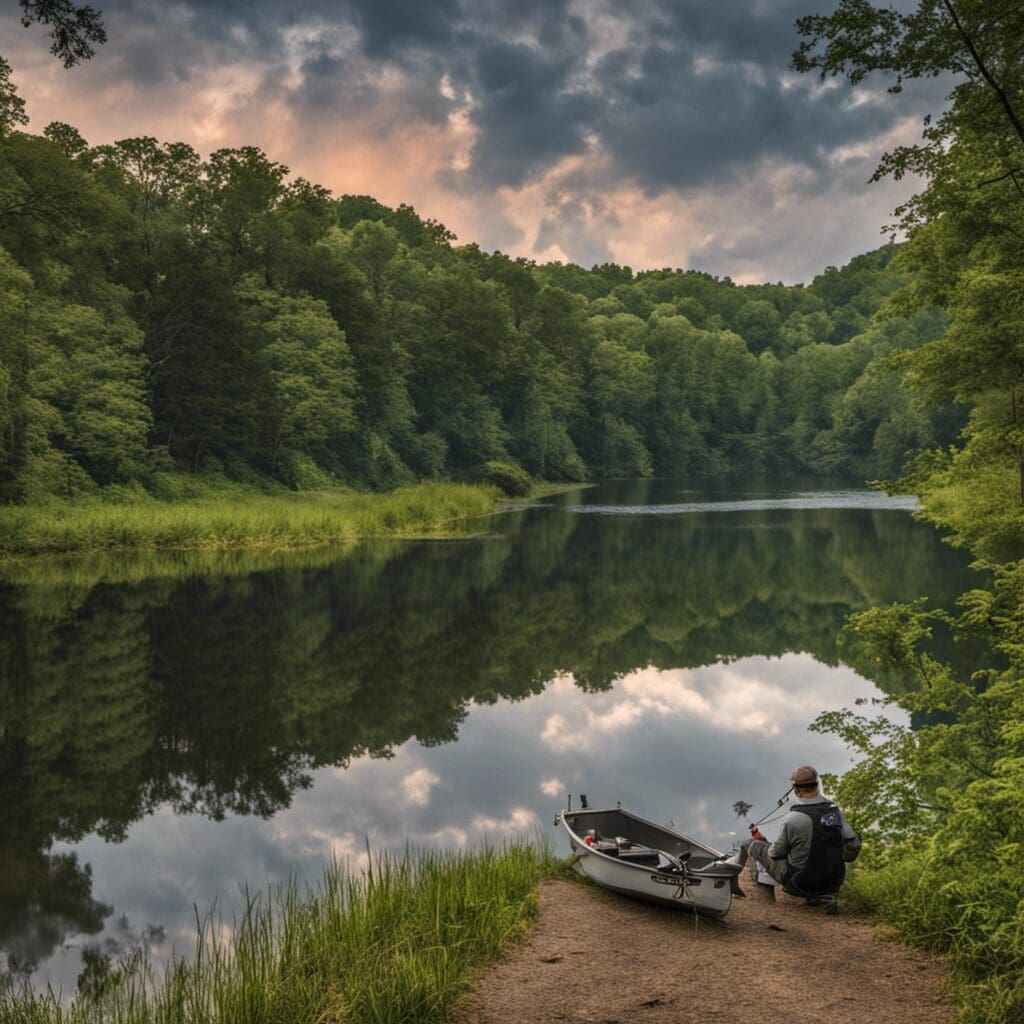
left=0, top=482, right=502, bottom=561
left=0, top=480, right=596, bottom=584
left=1, top=846, right=953, bottom=1024
left=1, top=845, right=551, bottom=1024
left=459, top=876, right=951, bottom=1024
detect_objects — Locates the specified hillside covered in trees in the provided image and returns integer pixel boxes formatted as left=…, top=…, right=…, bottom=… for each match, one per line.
left=0, top=125, right=962, bottom=504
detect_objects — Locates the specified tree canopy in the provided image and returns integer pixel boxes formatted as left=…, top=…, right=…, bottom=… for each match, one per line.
left=0, top=124, right=964, bottom=502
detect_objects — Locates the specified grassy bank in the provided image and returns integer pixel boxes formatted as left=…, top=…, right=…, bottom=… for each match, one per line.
left=842, top=856, right=1024, bottom=1023
left=0, top=483, right=498, bottom=558
left=0, top=844, right=548, bottom=1024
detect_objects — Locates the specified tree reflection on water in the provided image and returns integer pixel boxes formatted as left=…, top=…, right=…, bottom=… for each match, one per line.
left=0, top=481, right=979, bottom=976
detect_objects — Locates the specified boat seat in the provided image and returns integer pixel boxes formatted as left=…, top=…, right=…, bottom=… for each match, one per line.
left=687, top=856, right=716, bottom=870
left=615, top=847, right=661, bottom=867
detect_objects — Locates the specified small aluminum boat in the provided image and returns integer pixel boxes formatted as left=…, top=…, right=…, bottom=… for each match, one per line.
left=556, top=802, right=742, bottom=919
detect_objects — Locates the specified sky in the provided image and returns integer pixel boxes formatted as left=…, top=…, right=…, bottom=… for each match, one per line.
left=2, top=0, right=948, bottom=283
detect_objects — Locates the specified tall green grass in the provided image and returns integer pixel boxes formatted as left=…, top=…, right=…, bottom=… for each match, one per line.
left=843, top=852, right=1024, bottom=1023
left=0, top=483, right=497, bottom=559
left=0, top=844, right=548, bottom=1024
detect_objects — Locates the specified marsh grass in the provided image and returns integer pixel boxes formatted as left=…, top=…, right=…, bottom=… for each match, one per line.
left=0, top=843, right=551, bottom=1024
left=0, top=483, right=497, bottom=559
left=843, top=858, right=1024, bottom=1023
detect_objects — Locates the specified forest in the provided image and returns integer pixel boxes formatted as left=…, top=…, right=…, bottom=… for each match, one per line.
left=4, top=0, right=1024, bottom=1022
left=0, top=121, right=963, bottom=504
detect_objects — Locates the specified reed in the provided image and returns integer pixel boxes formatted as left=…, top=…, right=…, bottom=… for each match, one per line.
left=0, top=483, right=497, bottom=559
left=0, top=843, right=550, bottom=1024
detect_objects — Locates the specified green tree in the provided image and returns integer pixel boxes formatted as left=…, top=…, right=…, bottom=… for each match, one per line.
left=0, top=58, right=27, bottom=137
left=0, top=244, right=31, bottom=493
left=238, top=281, right=358, bottom=479
left=41, top=120, right=87, bottom=158
left=193, top=147, right=289, bottom=284
left=29, top=300, right=150, bottom=485
left=732, top=298, right=782, bottom=355
left=348, top=220, right=400, bottom=304
left=145, top=244, right=273, bottom=473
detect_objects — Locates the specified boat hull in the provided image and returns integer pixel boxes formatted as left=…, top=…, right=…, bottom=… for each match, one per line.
left=559, top=807, right=739, bottom=919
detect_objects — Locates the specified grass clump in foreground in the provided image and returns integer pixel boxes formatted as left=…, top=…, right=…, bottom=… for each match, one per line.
left=0, top=843, right=550, bottom=1024
left=841, top=851, right=1024, bottom=1024
left=0, top=482, right=498, bottom=558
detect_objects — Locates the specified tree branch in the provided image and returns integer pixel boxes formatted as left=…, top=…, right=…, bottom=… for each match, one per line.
left=976, top=167, right=1024, bottom=189
left=941, top=0, right=1024, bottom=148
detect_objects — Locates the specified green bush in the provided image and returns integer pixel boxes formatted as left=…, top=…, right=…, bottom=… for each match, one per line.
left=475, top=460, right=531, bottom=497
left=823, top=578, right=1024, bottom=1024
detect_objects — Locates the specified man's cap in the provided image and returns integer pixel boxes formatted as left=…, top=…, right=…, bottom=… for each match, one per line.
left=791, top=764, right=819, bottom=787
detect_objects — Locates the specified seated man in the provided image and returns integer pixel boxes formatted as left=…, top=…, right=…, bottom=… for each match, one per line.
left=727, top=764, right=861, bottom=899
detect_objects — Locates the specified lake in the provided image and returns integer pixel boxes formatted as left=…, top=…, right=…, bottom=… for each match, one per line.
left=0, top=477, right=979, bottom=993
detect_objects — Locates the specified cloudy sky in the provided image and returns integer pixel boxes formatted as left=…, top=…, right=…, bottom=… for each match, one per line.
left=3, top=0, right=946, bottom=282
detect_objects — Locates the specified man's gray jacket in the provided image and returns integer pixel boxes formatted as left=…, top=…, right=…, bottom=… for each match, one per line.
left=768, top=793, right=861, bottom=873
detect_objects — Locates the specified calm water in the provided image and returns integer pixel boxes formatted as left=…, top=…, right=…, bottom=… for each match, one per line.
left=0, top=478, right=978, bottom=992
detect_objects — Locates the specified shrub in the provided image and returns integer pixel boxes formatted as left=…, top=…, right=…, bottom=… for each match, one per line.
left=475, top=460, right=531, bottom=497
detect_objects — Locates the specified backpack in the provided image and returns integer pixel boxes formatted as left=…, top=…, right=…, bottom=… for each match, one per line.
left=783, top=802, right=846, bottom=896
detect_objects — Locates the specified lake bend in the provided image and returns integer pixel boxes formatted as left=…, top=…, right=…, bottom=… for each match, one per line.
left=0, top=478, right=979, bottom=994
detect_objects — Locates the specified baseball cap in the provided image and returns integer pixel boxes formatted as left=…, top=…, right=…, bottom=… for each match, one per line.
left=791, top=764, right=819, bottom=787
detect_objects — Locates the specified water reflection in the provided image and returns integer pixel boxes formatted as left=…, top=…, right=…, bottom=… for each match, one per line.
left=0, top=479, right=978, bottom=990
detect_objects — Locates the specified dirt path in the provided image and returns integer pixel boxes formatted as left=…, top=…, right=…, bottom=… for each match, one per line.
left=459, top=879, right=951, bottom=1024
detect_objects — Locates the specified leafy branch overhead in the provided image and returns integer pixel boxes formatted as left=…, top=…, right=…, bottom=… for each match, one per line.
left=794, top=1, right=1024, bottom=222
left=19, top=0, right=106, bottom=67
left=1, top=1, right=106, bottom=136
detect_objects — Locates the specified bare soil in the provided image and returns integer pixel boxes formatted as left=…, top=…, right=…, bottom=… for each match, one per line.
left=458, top=879, right=952, bottom=1024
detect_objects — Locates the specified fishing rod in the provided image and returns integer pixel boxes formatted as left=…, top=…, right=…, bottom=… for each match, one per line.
left=750, top=785, right=793, bottom=828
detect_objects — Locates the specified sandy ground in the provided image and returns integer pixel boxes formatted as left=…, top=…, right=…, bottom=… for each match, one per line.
left=458, top=878, right=952, bottom=1024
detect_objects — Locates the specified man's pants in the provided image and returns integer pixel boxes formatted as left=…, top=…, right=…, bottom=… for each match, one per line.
left=735, top=838, right=787, bottom=884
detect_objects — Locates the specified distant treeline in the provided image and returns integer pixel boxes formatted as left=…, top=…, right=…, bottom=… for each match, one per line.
left=0, top=126, right=963, bottom=502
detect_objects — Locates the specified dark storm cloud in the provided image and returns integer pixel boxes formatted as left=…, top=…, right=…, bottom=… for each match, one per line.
left=291, top=48, right=451, bottom=126
left=591, top=45, right=888, bottom=192
left=61, top=0, right=944, bottom=196
left=463, top=35, right=600, bottom=185
left=346, top=0, right=462, bottom=58
left=445, top=0, right=940, bottom=192
left=534, top=194, right=617, bottom=266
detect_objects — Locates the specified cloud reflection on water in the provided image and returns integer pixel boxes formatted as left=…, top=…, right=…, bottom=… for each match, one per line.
left=46, top=652, right=899, bottom=991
